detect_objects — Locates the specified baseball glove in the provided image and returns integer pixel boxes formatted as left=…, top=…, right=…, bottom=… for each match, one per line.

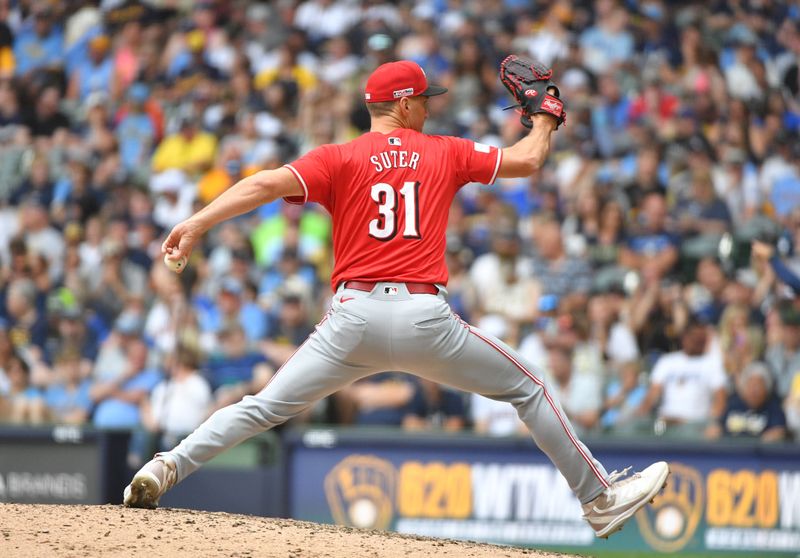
left=500, top=54, right=566, bottom=129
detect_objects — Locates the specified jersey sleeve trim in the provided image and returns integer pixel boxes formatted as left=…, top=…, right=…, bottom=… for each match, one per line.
left=284, top=164, right=308, bottom=204
left=489, top=148, right=502, bottom=185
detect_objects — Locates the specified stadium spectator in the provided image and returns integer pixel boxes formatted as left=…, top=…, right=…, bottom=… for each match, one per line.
left=10, top=155, right=53, bottom=207
left=13, top=3, right=63, bottom=77
left=141, top=346, right=211, bottom=450
left=570, top=307, right=607, bottom=383
left=150, top=169, right=197, bottom=230
left=710, top=361, right=786, bottom=442
left=628, top=276, right=689, bottom=363
left=1, top=352, right=45, bottom=424
left=589, top=286, right=639, bottom=368
left=766, top=303, right=800, bottom=400
left=251, top=202, right=330, bottom=268
left=673, top=170, right=732, bottom=238
left=580, top=2, right=634, bottom=75
left=713, top=147, right=759, bottom=225
left=87, top=238, right=147, bottom=322
left=51, top=155, right=103, bottom=226
left=43, top=346, right=92, bottom=425
left=601, top=361, right=648, bottom=434
left=261, top=291, right=312, bottom=366
left=20, top=197, right=64, bottom=281
left=591, top=72, right=632, bottom=159
left=403, top=379, right=468, bottom=432
left=342, top=372, right=421, bottom=427
left=545, top=346, right=603, bottom=435
left=258, top=247, right=316, bottom=313
left=717, top=303, right=764, bottom=378
left=197, top=277, right=266, bottom=351
left=24, top=85, right=70, bottom=140
left=620, top=191, right=679, bottom=281
left=42, top=300, right=97, bottom=373
left=205, top=324, right=273, bottom=410
left=91, top=338, right=161, bottom=430
left=683, top=257, right=730, bottom=326
left=144, top=263, right=188, bottom=357
left=724, top=25, right=766, bottom=103
left=197, top=147, right=244, bottom=205
left=469, top=223, right=539, bottom=334
left=93, top=310, right=145, bottom=382
left=3, top=277, right=47, bottom=354
left=531, top=216, right=593, bottom=298
left=471, top=391, right=527, bottom=437
left=293, top=0, right=361, bottom=46
left=638, top=320, right=728, bottom=438
left=752, top=239, right=800, bottom=296
left=68, top=34, right=113, bottom=103
left=116, top=83, right=157, bottom=177
left=565, top=195, right=627, bottom=272
left=151, top=112, right=217, bottom=175
left=170, top=30, right=224, bottom=96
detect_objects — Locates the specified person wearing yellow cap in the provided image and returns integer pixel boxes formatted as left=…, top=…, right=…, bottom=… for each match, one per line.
left=67, top=33, right=114, bottom=103
left=0, top=1, right=13, bottom=78
left=172, top=28, right=224, bottom=94
left=253, top=45, right=317, bottom=93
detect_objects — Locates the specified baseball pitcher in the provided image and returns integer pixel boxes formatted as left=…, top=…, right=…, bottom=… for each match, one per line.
left=124, top=57, right=669, bottom=538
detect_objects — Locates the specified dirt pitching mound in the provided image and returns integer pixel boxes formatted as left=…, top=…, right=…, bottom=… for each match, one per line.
left=0, top=503, right=585, bottom=558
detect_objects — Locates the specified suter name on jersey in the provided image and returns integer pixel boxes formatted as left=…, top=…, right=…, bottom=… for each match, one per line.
left=370, top=150, right=420, bottom=172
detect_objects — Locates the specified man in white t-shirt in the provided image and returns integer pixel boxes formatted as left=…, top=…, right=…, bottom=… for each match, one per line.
left=638, top=321, right=728, bottom=432
left=141, top=347, right=212, bottom=450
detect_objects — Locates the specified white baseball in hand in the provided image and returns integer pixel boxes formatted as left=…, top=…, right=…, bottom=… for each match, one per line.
left=163, top=254, right=187, bottom=272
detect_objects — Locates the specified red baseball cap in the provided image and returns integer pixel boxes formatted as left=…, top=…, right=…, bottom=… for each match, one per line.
left=364, top=60, right=448, bottom=103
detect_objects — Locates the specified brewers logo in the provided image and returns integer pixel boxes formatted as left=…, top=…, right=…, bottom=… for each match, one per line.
left=324, top=455, right=396, bottom=530
left=636, top=462, right=703, bottom=552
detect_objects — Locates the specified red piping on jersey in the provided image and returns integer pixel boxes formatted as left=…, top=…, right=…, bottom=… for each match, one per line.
left=284, top=164, right=309, bottom=203
left=466, top=324, right=610, bottom=489
left=489, top=148, right=503, bottom=185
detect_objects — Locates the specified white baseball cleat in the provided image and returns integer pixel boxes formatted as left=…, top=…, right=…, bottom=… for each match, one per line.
left=582, top=461, right=670, bottom=538
left=123, top=454, right=177, bottom=509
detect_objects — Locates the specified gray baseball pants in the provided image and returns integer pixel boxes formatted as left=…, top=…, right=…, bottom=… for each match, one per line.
left=165, top=283, right=610, bottom=503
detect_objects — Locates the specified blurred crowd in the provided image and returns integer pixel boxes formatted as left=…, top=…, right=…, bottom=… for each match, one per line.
left=1, top=0, right=800, bottom=453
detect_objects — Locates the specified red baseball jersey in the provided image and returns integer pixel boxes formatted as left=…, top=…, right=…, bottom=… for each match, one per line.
left=284, top=128, right=502, bottom=291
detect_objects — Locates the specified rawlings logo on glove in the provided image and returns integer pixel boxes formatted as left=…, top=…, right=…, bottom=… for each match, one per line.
left=541, top=97, right=563, bottom=114
left=500, top=54, right=566, bottom=129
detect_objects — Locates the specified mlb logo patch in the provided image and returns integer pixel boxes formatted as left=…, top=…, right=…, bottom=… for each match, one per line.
left=383, top=286, right=399, bottom=296
left=388, top=137, right=401, bottom=146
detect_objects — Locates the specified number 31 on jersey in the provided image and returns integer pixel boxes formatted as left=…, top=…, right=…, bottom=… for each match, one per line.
left=368, top=181, right=421, bottom=241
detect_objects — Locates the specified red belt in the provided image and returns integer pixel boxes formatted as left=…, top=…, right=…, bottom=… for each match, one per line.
left=343, top=281, right=439, bottom=295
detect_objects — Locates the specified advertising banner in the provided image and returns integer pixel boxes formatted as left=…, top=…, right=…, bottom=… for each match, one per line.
left=0, top=426, right=101, bottom=504
left=287, top=430, right=800, bottom=556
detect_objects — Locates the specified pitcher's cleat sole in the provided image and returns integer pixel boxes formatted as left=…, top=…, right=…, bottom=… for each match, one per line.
left=123, top=471, right=161, bottom=509
left=649, top=473, right=670, bottom=504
